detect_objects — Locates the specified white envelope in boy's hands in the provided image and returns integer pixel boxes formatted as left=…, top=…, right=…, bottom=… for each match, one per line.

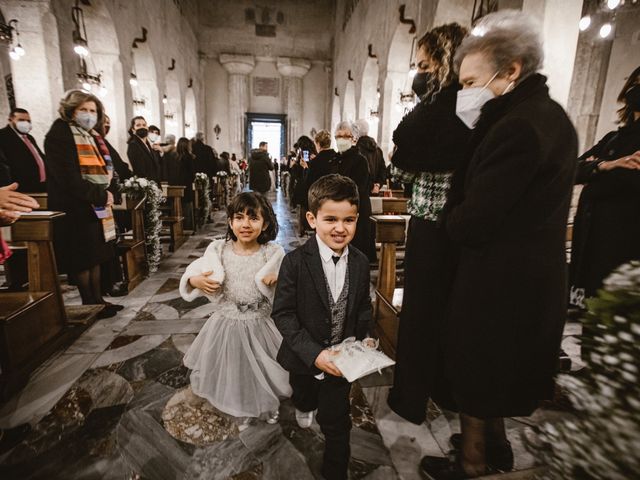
left=331, top=337, right=395, bottom=383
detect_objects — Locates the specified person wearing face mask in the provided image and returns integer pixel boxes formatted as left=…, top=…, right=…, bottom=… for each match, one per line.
left=44, top=89, right=123, bottom=319
left=329, top=121, right=374, bottom=260
left=0, top=107, right=47, bottom=193
left=569, top=66, right=640, bottom=310
left=386, top=23, right=469, bottom=430
left=419, top=11, right=577, bottom=479
left=126, top=116, right=161, bottom=182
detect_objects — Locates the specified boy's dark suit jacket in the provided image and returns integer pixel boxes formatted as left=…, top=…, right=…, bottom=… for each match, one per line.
left=272, top=234, right=373, bottom=375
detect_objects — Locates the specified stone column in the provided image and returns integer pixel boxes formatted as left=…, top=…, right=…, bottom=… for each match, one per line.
left=2, top=0, right=65, bottom=143
left=277, top=57, right=311, bottom=146
left=220, top=54, right=255, bottom=156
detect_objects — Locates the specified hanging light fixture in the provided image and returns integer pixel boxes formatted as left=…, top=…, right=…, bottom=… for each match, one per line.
left=606, top=0, right=621, bottom=10
left=71, top=1, right=90, bottom=57
left=599, top=22, right=613, bottom=38
left=578, top=15, right=591, bottom=31
left=1, top=19, right=26, bottom=60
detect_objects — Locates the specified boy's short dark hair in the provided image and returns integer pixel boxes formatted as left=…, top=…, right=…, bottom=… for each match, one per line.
left=226, top=192, right=278, bottom=244
left=259, top=141, right=268, bottom=148
left=148, top=125, right=160, bottom=134
left=307, top=174, right=359, bottom=216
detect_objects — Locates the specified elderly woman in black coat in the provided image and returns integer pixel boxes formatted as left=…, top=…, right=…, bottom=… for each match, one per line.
left=44, top=90, right=124, bottom=318
left=421, top=11, right=578, bottom=479
left=330, top=121, right=375, bottom=260
left=569, top=66, right=640, bottom=309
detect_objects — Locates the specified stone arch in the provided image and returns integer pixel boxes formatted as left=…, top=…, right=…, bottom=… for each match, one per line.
left=164, top=72, right=183, bottom=138
left=80, top=2, right=127, bottom=152
left=131, top=42, right=160, bottom=130
left=380, top=23, right=415, bottom=154
left=358, top=56, right=380, bottom=141
left=342, top=80, right=357, bottom=122
left=184, top=87, right=197, bottom=139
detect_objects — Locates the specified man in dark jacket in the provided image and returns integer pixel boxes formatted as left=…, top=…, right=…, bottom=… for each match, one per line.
left=248, top=141, right=273, bottom=194
left=355, top=119, right=386, bottom=194
left=0, top=108, right=47, bottom=192
left=192, top=132, right=216, bottom=177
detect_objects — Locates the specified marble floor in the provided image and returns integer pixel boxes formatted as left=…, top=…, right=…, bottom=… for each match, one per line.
left=0, top=189, right=581, bottom=479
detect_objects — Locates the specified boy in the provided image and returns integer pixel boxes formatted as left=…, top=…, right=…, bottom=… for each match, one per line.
left=272, top=174, right=373, bottom=480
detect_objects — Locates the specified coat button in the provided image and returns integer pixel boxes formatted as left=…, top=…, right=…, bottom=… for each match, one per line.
left=323, top=340, right=330, bottom=346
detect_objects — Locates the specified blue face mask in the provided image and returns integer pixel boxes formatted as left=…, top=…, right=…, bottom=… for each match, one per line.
left=75, top=111, right=98, bottom=131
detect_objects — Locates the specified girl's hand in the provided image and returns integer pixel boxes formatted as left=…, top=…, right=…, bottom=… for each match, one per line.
left=189, top=271, right=221, bottom=294
left=262, top=273, right=277, bottom=286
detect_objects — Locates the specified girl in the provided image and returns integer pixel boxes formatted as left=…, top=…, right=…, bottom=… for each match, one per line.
left=179, top=192, right=291, bottom=426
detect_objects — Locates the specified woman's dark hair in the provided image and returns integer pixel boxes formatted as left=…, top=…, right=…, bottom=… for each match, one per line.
left=128, top=116, right=147, bottom=141
left=296, top=135, right=317, bottom=162
left=616, top=65, right=640, bottom=126
left=417, top=23, right=468, bottom=99
left=226, top=192, right=278, bottom=244
left=176, top=137, right=192, bottom=158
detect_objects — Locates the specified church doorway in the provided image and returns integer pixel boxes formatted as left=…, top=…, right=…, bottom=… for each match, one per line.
left=246, top=113, right=286, bottom=162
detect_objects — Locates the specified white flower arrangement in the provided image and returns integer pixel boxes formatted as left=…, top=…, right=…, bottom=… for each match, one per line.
left=120, top=176, right=166, bottom=273
left=194, top=173, right=212, bottom=227
left=216, top=170, right=228, bottom=177
left=534, top=261, right=640, bottom=479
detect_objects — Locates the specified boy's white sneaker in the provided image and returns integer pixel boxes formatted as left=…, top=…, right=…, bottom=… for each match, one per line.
left=295, top=409, right=315, bottom=429
left=266, top=410, right=279, bottom=424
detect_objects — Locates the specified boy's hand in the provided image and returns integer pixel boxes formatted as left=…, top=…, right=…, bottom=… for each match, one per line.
left=314, top=350, right=342, bottom=377
left=262, top=273, right=277, bottom=286
left=188, top=271, right=221, bottom=294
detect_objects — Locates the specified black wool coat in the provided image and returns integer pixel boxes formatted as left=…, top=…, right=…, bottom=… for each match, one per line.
left=44, top=118, right=115, bottom=274
left=301, top=148, right=336, bottom=209
left=356, top=136, right=386, bottom=190
left=569, top=120, right=640, bottom=301
left=329, top=146, right=375, bottom=261
left=105, top=138, right=132, bottom=181
left=248, top=149, right=273, bottom=194
left=0, top=125, right=47, bottom=192
left=272, top=235, right=373, bottom=375
left=192, top=140, right=216, bottom=177
left=444, top=74, right=578, bottom=418
left=127, top=136, right=161, bottom=183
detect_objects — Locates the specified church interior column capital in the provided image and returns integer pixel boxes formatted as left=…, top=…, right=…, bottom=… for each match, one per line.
left=276, top=57, right=311, bottom=78
left=220, top=53, right=256, bottom=75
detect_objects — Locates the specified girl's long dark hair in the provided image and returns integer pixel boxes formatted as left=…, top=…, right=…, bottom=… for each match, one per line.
left=226, top=192, right=278, bottom=244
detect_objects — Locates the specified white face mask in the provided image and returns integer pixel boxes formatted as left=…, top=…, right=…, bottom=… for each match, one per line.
left=75, top=111, right=98, bottom=131
left=15, top=120, right=32, bottom=134
left=455, top=71, right=500, bottom=129
left=148, top=132, right=160, bottom=143
left=336, top=138, right=352, bottom=153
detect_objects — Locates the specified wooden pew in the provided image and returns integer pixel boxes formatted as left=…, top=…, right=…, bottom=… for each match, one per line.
left=0, top=212, right=102, bottom=399
left=113, top=193, right=148, bottom=293
left=160, top=184, right=186, bottom=252
left=370, top=214, right=409, bottom=358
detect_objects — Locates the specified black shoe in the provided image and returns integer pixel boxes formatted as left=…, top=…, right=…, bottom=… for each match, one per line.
left=103, top=302, right=125, bottom=311
left=97, top=304, right=120, bottom=319
left=419, top=455, right=478, bottom=480
left=449, top=434, right=514, bottom=472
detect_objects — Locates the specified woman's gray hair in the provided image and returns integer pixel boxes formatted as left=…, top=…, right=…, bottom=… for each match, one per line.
left=335, top=120, right=359, bottom=139
left=454, top=10, right=543, bottom=82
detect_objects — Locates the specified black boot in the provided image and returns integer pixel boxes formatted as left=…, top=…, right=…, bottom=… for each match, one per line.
left=449, top=433, right=514, bottom=472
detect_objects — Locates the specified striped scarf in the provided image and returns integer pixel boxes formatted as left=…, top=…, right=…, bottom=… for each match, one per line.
left=70, top=124, right=112, bottom=187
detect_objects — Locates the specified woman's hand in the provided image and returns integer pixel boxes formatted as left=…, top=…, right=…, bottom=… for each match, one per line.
left=598, top=151, right=640, bottom=171
left=0, top=209, right=20, bottom=226
left=314, top=349, right=342, bottom=377
left=262, top=273, right=277, bottom=286
left=0, top=183, right=39, bottom=212
left=188, top=271, right=221, bottom=294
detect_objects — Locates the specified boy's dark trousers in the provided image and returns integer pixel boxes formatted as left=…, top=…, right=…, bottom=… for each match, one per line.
left=290, top=373, right=352, bottom=480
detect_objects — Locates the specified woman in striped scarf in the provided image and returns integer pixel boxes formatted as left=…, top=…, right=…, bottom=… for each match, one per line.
left=44, top=90, right=123, bottom=319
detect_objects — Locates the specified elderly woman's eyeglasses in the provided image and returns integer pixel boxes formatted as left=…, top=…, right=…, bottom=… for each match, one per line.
left=335, top=134, right=353, bottom=140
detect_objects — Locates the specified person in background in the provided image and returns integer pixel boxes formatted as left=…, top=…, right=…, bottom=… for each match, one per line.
left=248, top=141, right=273, bottom=195
left=421, top=12, right=577, bottom=478
left=103, top=115, right=132, bottom=181
left=219, top=151, right=232, bottom=175
left=229, top=152, right=242, bottom=194
left=45, top=89, right=125, bottom=318
left=126, top=116, right=161, bottom=182
left=330, top=121, right=375, bottom=261
left=300, top=129, right=335, bottom=214
left=160, top=134, right=178, bottom=182
left=192, top=131, right=216, bottom=179
left=355, top=119, right=386, bottom=195
left=569, top=65, right=640, bottom=309
left=176, top=137, right=196, bottom=231
left=387, top=23, right=470, bottom=433
left=148, top=125, right=163, bottom=153
left=0, top=107, right=47, bottom=192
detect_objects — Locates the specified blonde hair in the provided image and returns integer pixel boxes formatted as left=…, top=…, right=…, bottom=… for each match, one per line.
left=314, top=129, right=332, bottom=149
left=58, top=89, right=105, bottom=133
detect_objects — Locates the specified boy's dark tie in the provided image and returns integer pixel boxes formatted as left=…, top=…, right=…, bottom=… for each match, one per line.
left=332, top=256, right=340, bottom=265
